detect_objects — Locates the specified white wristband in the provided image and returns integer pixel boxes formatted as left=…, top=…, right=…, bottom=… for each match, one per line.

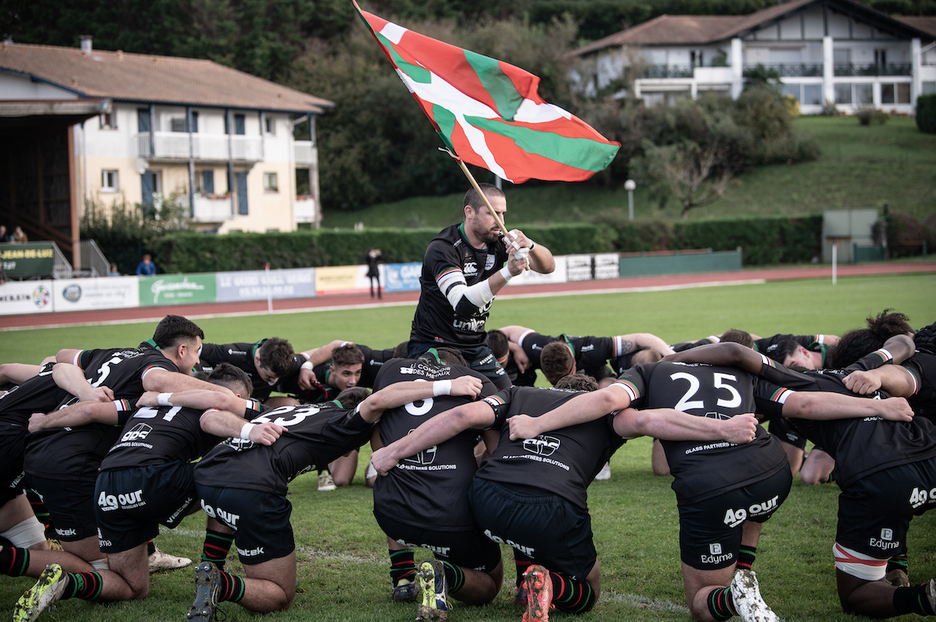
left=499, top=266, right=514, bottom=282
left=157, top=393, right=173, bottom=407
left=240, top=423, right=256, bottom=440
left=301, top=361, right=314, bottom=371
left=433, top=380, right=452, bottom=397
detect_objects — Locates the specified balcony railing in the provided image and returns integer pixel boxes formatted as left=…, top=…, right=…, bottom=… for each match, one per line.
left=295, top=196, right=316, bottom=223
left=192, top=194, right=234, bottom=222
left=642, top=65, right=695, bottom=79
left=744, top=63, right=823, bottom=77
left=136, top=132, right=262, bottom=162
left=834, top=63, right=912, bottom=76
left=294, top=141, right=317, bottom=166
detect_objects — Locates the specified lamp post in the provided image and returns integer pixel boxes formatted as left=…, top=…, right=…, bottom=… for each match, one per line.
left=625, top=179, right=636, bottom=221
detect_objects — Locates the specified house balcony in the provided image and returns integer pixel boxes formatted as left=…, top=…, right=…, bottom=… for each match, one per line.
left=175, top=193, right=234, bottom=223
left=642, top=65, right=696, bottom=79
left=745, top=63, right=824, bottom=77
left=295, top=196, right=316, bottom=223
left=294, top=140, right=317, bottom=166
left=834, top=63, right=912, bottom=76
left=136, top=132, right=263, bottom=162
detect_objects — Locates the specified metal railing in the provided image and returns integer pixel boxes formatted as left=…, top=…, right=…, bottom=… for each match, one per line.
left=79, top=239, right=110, bottom=278
left=744, top=63, right=823, bottom=77
left=834, top=63, right=912, bottom=76
left=642, top=65, right=695, bottom=79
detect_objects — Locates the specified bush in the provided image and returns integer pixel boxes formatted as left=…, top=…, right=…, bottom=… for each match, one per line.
left=916, top=93, right=936, bottom=134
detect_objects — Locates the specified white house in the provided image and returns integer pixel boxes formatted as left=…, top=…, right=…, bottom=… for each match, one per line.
left=0, top=38, right=333, bottom=252
left=570, top=0, right=936, bottom=114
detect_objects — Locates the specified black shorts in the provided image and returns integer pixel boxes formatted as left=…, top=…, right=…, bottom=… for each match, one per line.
left=469, top=478, right=596, bottom=581
left=373, top=509, right=501, bottom=572
left=27, top=474, right=97, bottom=542
left=836, top=459, right=936, bottom=559
left=0, top=430, right=27, bottom=505
left=95, top=463, right=199, bottom=554
left=408, top=342, right=509, bottom=390
left=766, top=415, right=807, bottom=450
left=678, top=467, right=792, bottom=570
left=197, top=484, right=294, bottom=565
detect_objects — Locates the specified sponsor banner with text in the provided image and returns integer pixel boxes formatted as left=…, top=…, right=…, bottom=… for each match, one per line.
left=0, top=280, right=55, bottom=315
left=383, top=263, right=421, bottom=293
left=139, top=274, right=216, bottom=307
left=316, top=265, right=373, bottom=295
left=0, top=242, right=55, bottom=277
left=54, top=277, right=140, bottom=312
left=506, top=256, right=569, bottom=287
left=216, top=268, right=316, bottom=302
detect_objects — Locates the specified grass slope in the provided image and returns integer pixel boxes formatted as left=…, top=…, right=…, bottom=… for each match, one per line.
left=1, top=274, right=935, bottom=622
left=321, top=117, right=936, bottom=229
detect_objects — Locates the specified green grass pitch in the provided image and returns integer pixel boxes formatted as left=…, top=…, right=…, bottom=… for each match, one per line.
left=1, top=273, right=934, bottom=622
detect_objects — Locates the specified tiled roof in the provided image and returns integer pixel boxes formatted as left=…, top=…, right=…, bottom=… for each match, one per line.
left=894, top=16, right=936, bottom=38
left=0, top=42, right=333, bottom=113
left=571, top=0, right=935, bottom=57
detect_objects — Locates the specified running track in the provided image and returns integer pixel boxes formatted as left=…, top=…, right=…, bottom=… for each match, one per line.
left=3, top=261, right=934, bottom=330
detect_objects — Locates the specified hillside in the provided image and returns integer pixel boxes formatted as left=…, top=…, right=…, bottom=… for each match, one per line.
left=320, top=116, right=936, bottom=229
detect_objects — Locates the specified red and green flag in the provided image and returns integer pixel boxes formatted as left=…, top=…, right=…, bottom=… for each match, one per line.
left=351, top=1, right=620, bottom=184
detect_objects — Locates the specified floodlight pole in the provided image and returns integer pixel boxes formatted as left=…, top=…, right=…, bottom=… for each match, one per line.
left=625, top=179, right=636, bottom=221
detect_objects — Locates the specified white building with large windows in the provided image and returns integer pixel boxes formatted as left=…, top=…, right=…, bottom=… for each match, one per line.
left=0, top=38, right=332, bottom=236
left=570, top=0, right=936, bottom=114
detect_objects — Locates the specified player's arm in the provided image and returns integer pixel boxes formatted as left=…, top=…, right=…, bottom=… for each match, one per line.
left=296, top=340, right=350, bottom=390
left=142, top=367, right=235, bottom=395
left=507, top=384, right=632, bottom=441
left=612, top=408, right=758, bottom=445
left=509, top=341, right=530, bottom=373
left=55, top=348, right=83, bottom=364
left=663, top=342, right=764, bottom=373
left=617, top=333, right=676, bottom=356
left=433, top=244, right=526, bottom=318
left=28, top=399, right=125, bottom=432
left=505, top=229, right=555, bottom=274
left=843, top=365, right=918, bottom=397
left=370, top=400, right=495, bottom=475
left=782, top=390, right=913, bottom=421
left=358, top=377, right=483, bottom=423
left=0, top=363, right=42, bottom=385
left=137, top=390, right=251, bottom=415
left=199, top=409, right=285, bottom=446
left=498, top=325, right=536, bottom=344
left=819, top=334, right=840, bottom=347
left=52, top=363, right=114, bottom=402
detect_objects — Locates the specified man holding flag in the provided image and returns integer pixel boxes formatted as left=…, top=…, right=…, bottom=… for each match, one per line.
left=407, top=183, right=553, bottom=388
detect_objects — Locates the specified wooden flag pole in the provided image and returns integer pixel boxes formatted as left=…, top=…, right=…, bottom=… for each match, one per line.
left=443, top=148, right=528, bottom=260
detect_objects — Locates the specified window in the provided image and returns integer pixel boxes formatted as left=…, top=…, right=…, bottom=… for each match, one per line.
left=834, top=83, right=852, bottom=104
left=170, top=117, right=187, bottom=133
left=263, top=172, right=278, bottom=192
left=201, top=170, right=215, bottom=194
left=99, top=112, right=116, bottom=129
left=804, top=84, right=822, bottom=105
left=782, top=83, right=800, bottom=101
left=855, top=83, right=872, bottom=105
left=833, top=49, right=851, bottom=65
left=874, top=49, right=887, bottom=67
left=264, top=116, right=275, bottom=135
left=191, top=111, right=199, bottom=133
left=101, top=170, right=118, bottom=192
left=896, top=83, right=911, bottom=104
left=234, top=114, right=246, bottom=135
left=924, top=82, right=936, bottom=95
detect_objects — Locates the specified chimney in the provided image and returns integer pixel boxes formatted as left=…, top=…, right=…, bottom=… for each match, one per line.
left=80, top=35, right=92, bottom=56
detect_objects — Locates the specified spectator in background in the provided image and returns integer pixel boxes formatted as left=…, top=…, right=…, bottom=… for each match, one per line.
left=136, top=254, right=157, bottom=276
left=12, top=226, right=27, bottom=243
left=366, top=248, right=382, bottom=299
left=108, top=263, right=120, bottom=277
left=0, top=225, right=7, bottom=242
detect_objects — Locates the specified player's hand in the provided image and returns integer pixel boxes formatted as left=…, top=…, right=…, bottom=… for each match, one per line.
left=843, top=369, right=880, bottom=395
left=28, top=413, right=47, bottom=433
left=505, top=229, right=531, bottom=250
left=513, top=347, right=530, bottom=374
left=370, top=447, right=399, bottom=476
left=249, top=422, right=287, bottom=446
left=723, top=413, right=758, bottom=445
left=507, top=414, right=541, bottom=440
left=82, top=385, right=115, bottom=403
left=450, top=376, right=483, bottom=398
left=297, top=367, right=319, bottom=392
left=506, top=246, right=529, bottom=276
left=875, top=397, right=914, bottom=422
left=136, top=391, right=160, bottom=407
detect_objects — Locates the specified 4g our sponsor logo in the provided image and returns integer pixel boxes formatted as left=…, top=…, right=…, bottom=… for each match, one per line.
left=723, top=495, right=780, bottom=528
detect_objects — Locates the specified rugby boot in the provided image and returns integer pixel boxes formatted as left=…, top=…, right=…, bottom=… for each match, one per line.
left=187, top=561, right=221, bottom=622
left=13, top=564, right=66, bottom=622
left=523, top=564, right=554, bottom=622
left=415, top=559, right=448, bottom=621
left=730, top=568, right=779, bottom=622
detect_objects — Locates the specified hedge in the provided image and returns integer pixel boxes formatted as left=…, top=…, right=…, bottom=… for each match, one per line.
left=917, top=93, right=936, bottom=134
left=147, top=215, right=823, bottom=273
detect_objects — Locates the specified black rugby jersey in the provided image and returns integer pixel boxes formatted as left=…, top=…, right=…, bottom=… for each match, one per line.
left=199, top=340, right=303, bottom=400
left=475, top=386, right=625, bottom=512
left=410, top=223, right=508, bottom=347
left=755, top=334, right=831, bottom=367
left=373, top=358, right=496, bottom=531
left=0, top=364, right=66, bottom=432
left=904, top=353, right=936, bottom=423
left=25, top=344, right=176, bottom=482
left=755, top=356, right=936, bottom=488
left=195, top=402, right=373, bottom=496
left=615, top=362, right=788, bottom=504
left=517, top=331, right=625, bottom=378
